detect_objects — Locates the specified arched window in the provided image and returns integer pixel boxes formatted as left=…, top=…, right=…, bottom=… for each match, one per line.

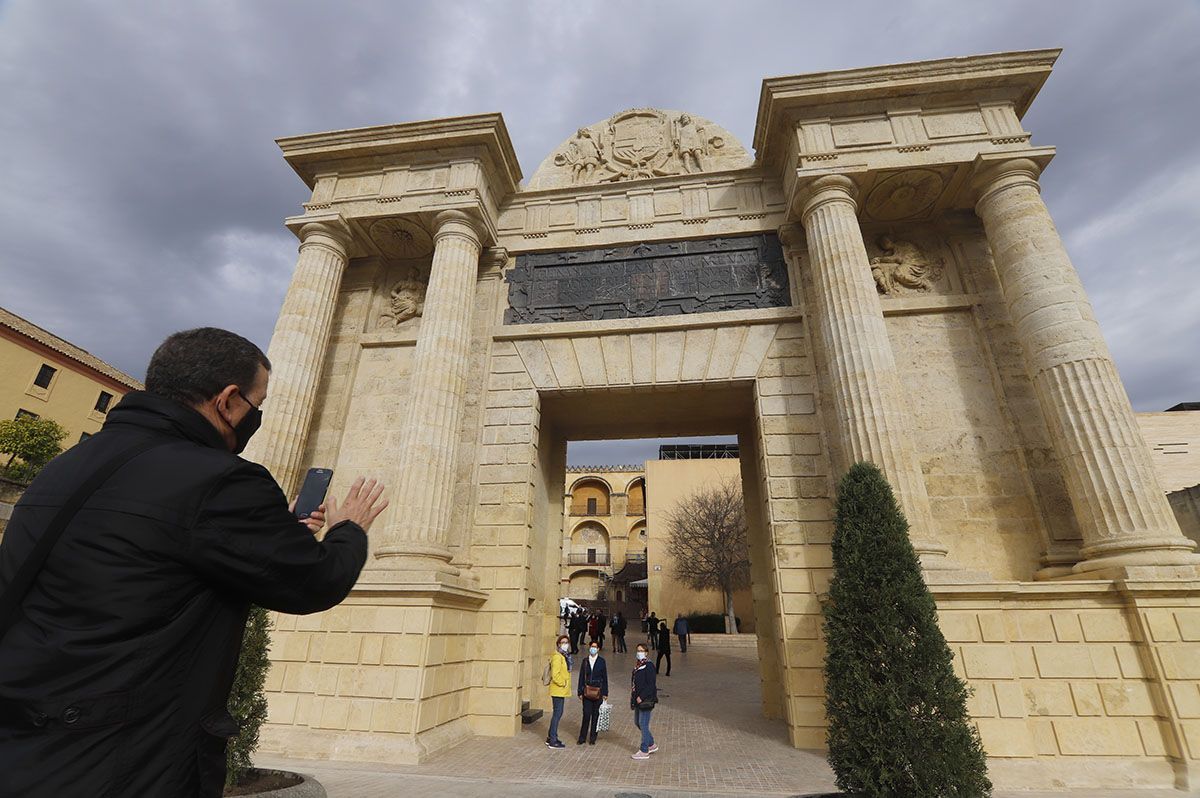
left=569, top=522, right=610, bottom=566
left=627, top=477, right=646, bottom=516
left=569, top=477, right=611, bottom=516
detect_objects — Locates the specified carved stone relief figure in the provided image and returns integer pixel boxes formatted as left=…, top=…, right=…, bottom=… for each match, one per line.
left=870, top=235, right=944, bottom=295
left=672, top=113, right=707, bottom=173
left=379, top=266, right=426, bottom=327
left=558, top=128, right=604, bottom=184
left=531, top=109, right=751, bottom=189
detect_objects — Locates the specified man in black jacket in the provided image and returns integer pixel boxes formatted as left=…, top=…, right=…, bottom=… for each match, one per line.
left=0, top=328, right=387, bottom=797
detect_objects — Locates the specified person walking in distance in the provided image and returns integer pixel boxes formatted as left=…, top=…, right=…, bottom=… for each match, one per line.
left=656, top=620, right=672, bottom=676
left=596, top=611, right=607, bottom=650
left=646, top=612, right=659, bottom=649
left=672, top=613, right=690, bottom=653
left=630, top=643, right=658, bottom=760
left=0, top=328, right=389, bottom=797
left=613, top=611, right=628, bottom=653
left=576, top=639, right=608, bottom=745
left=545, top=635, right=572, bottom=749
left=569, top=610, right=584, bottom=655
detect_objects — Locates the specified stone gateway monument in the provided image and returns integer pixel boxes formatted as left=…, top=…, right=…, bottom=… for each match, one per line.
left=246, top=50, right=1200, bottom=791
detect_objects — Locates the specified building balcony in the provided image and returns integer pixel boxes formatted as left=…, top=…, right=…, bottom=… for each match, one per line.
left=568, top=510, right=610, bottom=517
left=566, top=552, right=611, bottom=566
left=624, top=551, right=647, bottom=564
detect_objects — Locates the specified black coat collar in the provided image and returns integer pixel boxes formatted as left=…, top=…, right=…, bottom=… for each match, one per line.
left=103, top=391, right=228, bottom=451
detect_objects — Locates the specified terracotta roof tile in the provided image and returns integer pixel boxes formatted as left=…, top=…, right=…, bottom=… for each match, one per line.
left=0, top=306, right=143, bottom=390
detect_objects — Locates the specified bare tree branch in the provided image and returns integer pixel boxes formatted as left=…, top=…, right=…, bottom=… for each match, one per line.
left=664, top=478, right=751, bottom=633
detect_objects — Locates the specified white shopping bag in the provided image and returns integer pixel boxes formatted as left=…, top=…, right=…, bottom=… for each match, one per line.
left=596, top=699, right=612, bottom=732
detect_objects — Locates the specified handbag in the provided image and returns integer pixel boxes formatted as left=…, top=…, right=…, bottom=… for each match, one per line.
left=596, top=699, right=612, bottom=732
left=583, top=683, right=602, bottom=701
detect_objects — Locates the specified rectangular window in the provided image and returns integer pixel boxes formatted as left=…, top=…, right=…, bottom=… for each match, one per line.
left=587, top=548, right=597, bottom=564
left=15, top=409, right=39, bottom=420
left=95, top=391, right=114, bottom=413
left=33, top=364, right=57, bottom=389
left=587, top=497, right=597, bottom=515
left=79, top=432, right=92, bottom=443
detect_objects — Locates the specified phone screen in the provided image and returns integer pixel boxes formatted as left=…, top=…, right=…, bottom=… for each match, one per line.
left=294, top=468, right=334, bottom=520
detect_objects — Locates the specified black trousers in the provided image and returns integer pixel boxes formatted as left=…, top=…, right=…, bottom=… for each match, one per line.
left=578, top=697, right=602, bottom=742
left=677, top=633, right=687, bottom=652
left=656, top=649, right=671, bottom=675
left=614, top=632, right=626, bottom=652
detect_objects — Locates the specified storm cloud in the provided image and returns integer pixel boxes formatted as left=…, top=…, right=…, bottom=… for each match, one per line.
left=2, top=1, right=1197, bottom=440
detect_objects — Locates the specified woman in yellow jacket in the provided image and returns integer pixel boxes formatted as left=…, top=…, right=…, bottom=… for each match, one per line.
left=546, top=634, right=572, bottom=749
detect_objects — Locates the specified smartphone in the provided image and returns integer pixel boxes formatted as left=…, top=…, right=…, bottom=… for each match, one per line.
left=294, top=467, right=334, bottom=520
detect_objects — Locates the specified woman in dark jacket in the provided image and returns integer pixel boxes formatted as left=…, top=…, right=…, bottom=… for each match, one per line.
left=576, top=639, right=608, bottom=744
left=630, top=643, right=658, bottom=759
left=655, top=620, right=672, bottom=676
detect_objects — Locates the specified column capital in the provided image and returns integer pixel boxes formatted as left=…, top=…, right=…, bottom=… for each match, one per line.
left=796, top=174, right=859, bottom=223
left=481, top=246, right=510, bottom=273
left=971, top=156, right=1042, bottom=209
left=433, top=209, right=484, bottom=248
left=776, top=222, right=804, bottom=254
left=297, top=218, right=352, bottom=260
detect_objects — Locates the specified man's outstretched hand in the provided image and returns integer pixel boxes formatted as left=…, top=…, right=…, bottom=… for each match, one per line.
left=325, top=477, right=389, bottom=534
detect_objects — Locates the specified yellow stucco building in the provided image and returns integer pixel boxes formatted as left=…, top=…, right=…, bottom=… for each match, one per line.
left=562, top=447, right=754, bottom=629
left=0, top=306, right=142, bottom=451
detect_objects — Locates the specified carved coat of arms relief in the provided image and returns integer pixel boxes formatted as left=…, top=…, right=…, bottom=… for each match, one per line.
left=535, top=108, right=749, bottom=189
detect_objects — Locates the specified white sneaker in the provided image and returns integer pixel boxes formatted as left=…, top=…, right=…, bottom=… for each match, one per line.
left=647, top=743, right=658, bottom=753
left=631, top=750, right=650, bottom=760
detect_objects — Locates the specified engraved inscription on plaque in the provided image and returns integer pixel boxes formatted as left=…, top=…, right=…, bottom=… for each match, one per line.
left=504, top=234, right=789, bottom=324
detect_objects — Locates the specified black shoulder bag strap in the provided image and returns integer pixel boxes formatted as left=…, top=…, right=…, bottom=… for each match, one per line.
left=0, top=436, right=172, bottom=641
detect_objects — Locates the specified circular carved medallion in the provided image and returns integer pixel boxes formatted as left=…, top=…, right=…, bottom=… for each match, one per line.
left=369, top=217, right=433, bottom=259
left=864, top=169, right=944, bottom=221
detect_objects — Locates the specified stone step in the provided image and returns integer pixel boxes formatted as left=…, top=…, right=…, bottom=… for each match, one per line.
left=520, top=700, right=543, bottom=724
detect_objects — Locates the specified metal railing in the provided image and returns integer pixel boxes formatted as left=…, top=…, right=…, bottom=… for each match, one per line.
left=566, top=552, right=611, bottom=566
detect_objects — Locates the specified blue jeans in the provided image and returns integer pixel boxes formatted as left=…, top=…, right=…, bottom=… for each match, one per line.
left=548, top=696, right=564, bottom=743
left=633, top=708, right=654, bottom=752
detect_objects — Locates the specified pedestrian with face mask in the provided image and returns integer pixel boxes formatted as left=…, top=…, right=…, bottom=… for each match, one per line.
left=630, top=643, right=658, bottom=759
left=576, top=638, right=608, bottom=745
left=0, top=327, right=389, bottom=796
left=545, top=634, right=572, bottom=749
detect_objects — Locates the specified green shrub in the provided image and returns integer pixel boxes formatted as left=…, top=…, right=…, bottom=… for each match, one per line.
left=0, top=415, right=67, bottom=482
left=683, top=612, right=740, bottom=633
left=822, top=462, right=991, bottom=797
left=226, top=605, right=272, bottom=787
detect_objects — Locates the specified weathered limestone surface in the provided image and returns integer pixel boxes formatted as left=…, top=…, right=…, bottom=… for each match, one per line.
left=375, top=211, right=483, bottom=570
left=246, top=219, right=350, bottom=496
left=794, top=175, right=946, bottom=564
left=974, top=158, right=1198, bottom=574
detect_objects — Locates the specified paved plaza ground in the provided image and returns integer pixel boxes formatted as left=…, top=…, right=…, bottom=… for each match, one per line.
left=258, top=640, right=1189, bottom=797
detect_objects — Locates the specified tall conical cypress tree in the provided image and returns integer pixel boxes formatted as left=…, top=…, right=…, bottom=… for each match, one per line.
left=225, top=605, right=272, bottom=788
left=822, top=462, right=991, bottom=797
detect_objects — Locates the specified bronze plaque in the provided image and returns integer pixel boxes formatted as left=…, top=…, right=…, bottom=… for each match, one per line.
left=504, top=234, right=788, bottom=324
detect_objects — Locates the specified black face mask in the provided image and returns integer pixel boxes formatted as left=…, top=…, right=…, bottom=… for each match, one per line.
left=231, top=399, right=262, bottom=455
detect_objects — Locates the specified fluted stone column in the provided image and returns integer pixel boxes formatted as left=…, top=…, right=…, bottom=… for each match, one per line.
left=245, top=220, right=350, bottom=496
left=974, top=158, right=1198, bottom=573
left=797, top=175, right=948, bottom=564
left=375, top=210, right=483, bottom=572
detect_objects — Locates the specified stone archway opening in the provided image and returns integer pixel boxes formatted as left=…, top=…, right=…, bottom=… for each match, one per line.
left=530, top=381, right=789, bottom=730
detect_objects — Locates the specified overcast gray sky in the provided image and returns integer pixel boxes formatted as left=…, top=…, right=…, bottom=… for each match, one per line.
left=2, top=1, right=1198, bottom=464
